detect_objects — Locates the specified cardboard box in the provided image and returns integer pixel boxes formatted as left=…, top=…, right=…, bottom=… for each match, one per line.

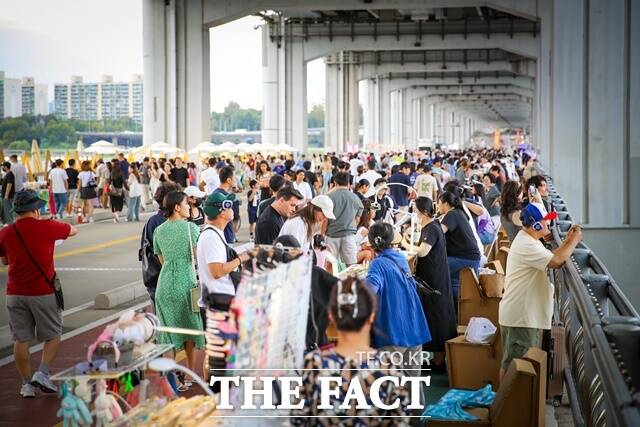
left=522, top=348, right=548, bottom=427
left=479, top=261, right=505, bottom=298
left=428, top=358, right=538, bottom=427
left=458, top=268, right=501, bottom=326
left=445, top=333, right=502, bottom=391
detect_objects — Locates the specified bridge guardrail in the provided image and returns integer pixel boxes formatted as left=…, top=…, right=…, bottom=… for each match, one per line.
left=546, top=177, right=640, bottom=427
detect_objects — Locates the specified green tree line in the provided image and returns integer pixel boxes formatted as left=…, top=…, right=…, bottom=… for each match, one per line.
left=210, top=101, right=325, bottom=131
left=0, top=115, right=140, bottom=150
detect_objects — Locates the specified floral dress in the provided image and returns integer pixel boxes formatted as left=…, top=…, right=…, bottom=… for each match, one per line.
left=153, top=219, right=204, bottom=350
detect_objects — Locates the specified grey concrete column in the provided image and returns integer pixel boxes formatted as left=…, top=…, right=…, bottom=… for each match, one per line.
left=261, top=24, right=280, bottom=147
left=402, top=88, right=414, bottom=149
left=546, top=0, right=640, bottom=306
left=362, top=79, right=377, bottom=150
left=142, top=0, right=210, bottom=151
left=345, top=61, right=360, bottom=151
left=379, top=78, right=391, bottom=148
left=284, top=35, right=307, bottom=152
left=325, top=56, right=340, bottom=153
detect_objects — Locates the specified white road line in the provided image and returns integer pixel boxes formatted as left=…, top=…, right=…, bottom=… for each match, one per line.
left=0, top=300, right=151, bottom=367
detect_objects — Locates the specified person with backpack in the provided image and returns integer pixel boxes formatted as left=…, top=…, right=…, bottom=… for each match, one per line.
left=139, top=182, right=181, bottom=305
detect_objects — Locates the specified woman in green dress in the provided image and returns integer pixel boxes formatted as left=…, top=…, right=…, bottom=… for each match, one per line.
left=153, top=191, right=204, bottom=372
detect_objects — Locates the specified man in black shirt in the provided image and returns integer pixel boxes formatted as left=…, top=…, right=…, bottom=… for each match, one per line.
left=170, top=157, right=189, bottom=188
left=65, top=159, right=79, bottom=217
left=257, top=174, right=285, bottom=218
left=1, top=162, right=15, bottom=224
left=254, top=186, right=302, bottom=245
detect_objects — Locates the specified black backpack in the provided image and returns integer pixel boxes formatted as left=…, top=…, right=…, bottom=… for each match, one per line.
left=138, top=222, right=161, bottom=288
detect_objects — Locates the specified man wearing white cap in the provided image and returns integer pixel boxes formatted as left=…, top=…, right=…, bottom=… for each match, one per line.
left=278, top=195, right=335, bottom=251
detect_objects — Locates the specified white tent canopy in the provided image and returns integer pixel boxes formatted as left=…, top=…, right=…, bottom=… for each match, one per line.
left=188, top=141, right=218, bottom=154
left=149, top=141, right=180, bottom=154
left=274, top=143, right=298, bottom=152
left=84, top=140, right=117, bottom=154
left=236, top=142, right=252, bottom=152
left=216, top=141, right=238, bottom=153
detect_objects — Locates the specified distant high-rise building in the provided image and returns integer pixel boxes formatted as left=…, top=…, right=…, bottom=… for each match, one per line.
left=20, top=77, right=48, bottom=116
left=0, top=71, right=30, bottom=118
left=54, top=75, right=143, bottom=125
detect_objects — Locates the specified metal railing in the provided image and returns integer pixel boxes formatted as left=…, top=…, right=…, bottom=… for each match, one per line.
left=546, top=178, right=640, bottom=427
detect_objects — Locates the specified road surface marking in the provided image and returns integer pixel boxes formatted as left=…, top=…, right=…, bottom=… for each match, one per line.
left=0, top=235, right=139, bottom=273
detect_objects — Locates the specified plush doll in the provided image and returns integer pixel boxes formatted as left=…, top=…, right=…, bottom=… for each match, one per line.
left=57, top=382, right=92, bottom=427
left=94, top=379, right=123, bottom=427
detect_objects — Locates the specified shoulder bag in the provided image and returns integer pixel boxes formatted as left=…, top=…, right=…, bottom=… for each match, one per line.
left=197, top=227, right=238, bottom=312
left=187, top=222, right=201, bottom=313
left=138, top=222, right=161, bottom=289
left=380, top=252, right=441, bottom=298
left=81, top=172, right=98, bottom=199
left=12, top=224, right=64, bottom=310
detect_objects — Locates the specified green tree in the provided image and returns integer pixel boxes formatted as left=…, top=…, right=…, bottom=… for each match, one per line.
left=8, top=140, right=30, bottom=150
left=308, top=104, right=324, bottom=128
left=211, top=102, right=261, bottom=132
left=44, top=122, right=77, bottom=147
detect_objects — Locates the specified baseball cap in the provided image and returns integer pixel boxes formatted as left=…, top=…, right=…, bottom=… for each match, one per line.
left=203, top=192, right=236, bottom=218
left=310, top=195, right=336, bottom=220
left=184, top=186, right=206, bottom=199
left=520, top=202, right=557, bottom=227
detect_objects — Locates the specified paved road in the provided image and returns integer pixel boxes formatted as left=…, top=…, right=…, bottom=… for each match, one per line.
left=1, top=200, right=252, bottom=328
left=0, top=213, right=151, bottom=327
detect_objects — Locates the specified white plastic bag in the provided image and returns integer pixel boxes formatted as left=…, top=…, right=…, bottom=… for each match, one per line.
left=465, top=317, right=497, bottom=344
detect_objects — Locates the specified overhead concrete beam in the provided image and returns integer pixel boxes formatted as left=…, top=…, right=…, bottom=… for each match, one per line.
left=303, top=32, right=539, bottom=61
left=406, top=84, right=534, bottom=99
left=202, top=1, right=540, bottom=27
left=383, top=76, right=534, bottom=91
left=356, top=60, right=536, bottom=80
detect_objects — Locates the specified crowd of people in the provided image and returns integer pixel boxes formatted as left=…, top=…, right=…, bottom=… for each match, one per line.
left=0, top=142, right=579, bottom=424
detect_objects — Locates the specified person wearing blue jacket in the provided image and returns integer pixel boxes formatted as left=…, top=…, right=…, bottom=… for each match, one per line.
left=366, top=221, right=431, bottom=377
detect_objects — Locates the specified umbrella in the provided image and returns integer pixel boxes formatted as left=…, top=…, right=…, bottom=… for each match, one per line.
left=149, top=141, right=173, bottom=151
left=188, top=141, right=218, bottom=154
left=22, top=152, right=34, bottom=181
left=74, top=150, right=81, bottom=170
left=249, top=143, right=266, bottom=153
left=217, top=142, right=238, bottom=153
left=31, top=140, right=43, bottom=174
left=45, top=149, right=52, bottom=171
left=85, top=140, right=117, bottom=154
left=236, top=142, right=252, bottom=152
left=274, top=143, right=298, bottom=153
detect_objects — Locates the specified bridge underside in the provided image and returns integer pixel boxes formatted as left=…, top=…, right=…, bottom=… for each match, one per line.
left=143, top=0, right=640, bottom=307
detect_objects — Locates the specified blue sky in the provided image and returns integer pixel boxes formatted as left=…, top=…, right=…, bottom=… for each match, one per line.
left=0, top=0, right=325, bottom=112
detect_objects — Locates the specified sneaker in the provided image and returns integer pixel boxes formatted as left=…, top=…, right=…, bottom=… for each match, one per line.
left=89, top=217, right=94, bottom=223
left=31, top=371, right=57, bottom=393
left=20, top=383, right=36, bottom=398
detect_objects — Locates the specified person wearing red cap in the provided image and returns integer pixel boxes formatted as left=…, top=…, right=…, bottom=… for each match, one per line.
left=498, top=203, right=582, bottom=380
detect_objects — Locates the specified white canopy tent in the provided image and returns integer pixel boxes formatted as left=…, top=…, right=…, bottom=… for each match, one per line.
left=84, top=140, right=117, bottom=154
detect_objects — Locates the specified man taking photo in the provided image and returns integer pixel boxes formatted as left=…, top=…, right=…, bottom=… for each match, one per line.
left=498, top=203, right=582, bottom=379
